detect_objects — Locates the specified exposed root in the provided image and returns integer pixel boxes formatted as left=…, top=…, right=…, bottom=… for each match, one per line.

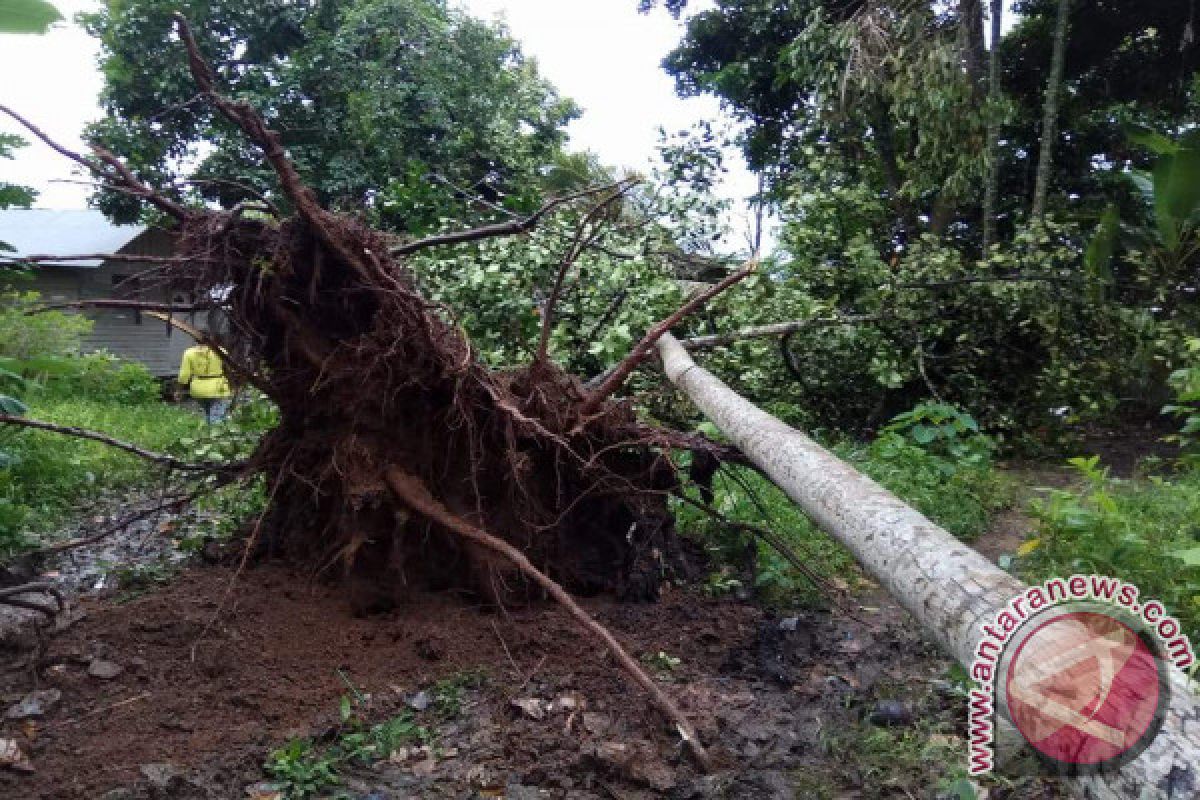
left=384, top=466, right=712, bottom=771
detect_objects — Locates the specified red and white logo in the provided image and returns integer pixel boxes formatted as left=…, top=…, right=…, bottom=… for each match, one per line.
left=998, top=606, right=1169, bottom=771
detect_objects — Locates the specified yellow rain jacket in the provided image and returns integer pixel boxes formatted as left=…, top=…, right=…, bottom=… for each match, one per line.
left=178, top=345, right=231, bottom=400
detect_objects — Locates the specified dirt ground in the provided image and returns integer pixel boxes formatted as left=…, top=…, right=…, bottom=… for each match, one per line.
left=0, top=557, right=995, bottom=800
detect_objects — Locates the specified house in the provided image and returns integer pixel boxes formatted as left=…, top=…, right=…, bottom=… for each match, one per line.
left=0, top=209, right=207, bottom=377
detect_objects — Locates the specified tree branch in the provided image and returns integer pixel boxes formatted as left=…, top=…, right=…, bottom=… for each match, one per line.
left=679, top=314, right=880, bottom=350
left=0, top=104, right=190, bottom=220
left=390, top=181, right=636, bottom=256
left=26, top=299, right=219, bottom=316
left=577, top=261, right=757, bottom=418
left=0, top=415, right=240, bottom=473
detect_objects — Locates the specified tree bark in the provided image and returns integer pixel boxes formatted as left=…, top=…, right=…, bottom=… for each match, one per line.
left=656, top=332, right=1200, bottom=799
left=1031, top=0, right=1070, bottom=221
left=982, top=0, right=1003, bottom=251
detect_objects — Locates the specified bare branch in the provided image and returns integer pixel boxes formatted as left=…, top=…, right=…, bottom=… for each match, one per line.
left=678, top=314, right=880, bottom=350
left=0, top=414, right=241, bottom=473
left=578, top=261, right=757, bottom=418
left=0, top=104, right=190, bottom=220
left=0, top=252, right=188, bottom=266
left=390, top=180, right=638, bottom=256
left=26, top=299, right=218, bottom=316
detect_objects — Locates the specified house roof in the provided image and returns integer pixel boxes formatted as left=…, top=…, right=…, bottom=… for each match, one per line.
left=0, top=209, right=148, bottom=268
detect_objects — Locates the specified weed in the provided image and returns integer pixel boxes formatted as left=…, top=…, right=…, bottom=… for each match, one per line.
left=1019, top=457, right=1200, bottom=643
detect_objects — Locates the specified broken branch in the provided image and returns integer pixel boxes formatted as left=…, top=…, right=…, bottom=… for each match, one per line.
left=679, top=314, right=880, bottom=350
left=390, top=181, right=637, bottom=256
left=0, top=415, right=240, bottom=473
left=578, top=261, right=757, bottom=418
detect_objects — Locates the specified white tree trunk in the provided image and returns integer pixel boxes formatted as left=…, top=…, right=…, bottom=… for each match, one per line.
left=657, top=332, right=1199, bottom=799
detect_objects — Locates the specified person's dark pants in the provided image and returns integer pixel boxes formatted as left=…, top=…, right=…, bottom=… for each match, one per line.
left=197, top=398, right=230, bottom=424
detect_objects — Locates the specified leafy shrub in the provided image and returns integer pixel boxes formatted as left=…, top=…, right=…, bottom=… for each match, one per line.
left=10, top=352, right=160, bottom=405
left=1019, top=457, right=1200, bottom=644
left=1164, top=337, right=1200, bottom=466
left=0, top=290, right=92, bottom=360
left=678, top=404, right=1008, bottom=605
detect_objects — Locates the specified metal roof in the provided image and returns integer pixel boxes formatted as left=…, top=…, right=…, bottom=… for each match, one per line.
left=0, top=209, right=148, bottom=268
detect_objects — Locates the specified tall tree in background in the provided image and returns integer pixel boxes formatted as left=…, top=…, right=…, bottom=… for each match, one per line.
left=981, top=0, right=1003, bottom=250
left=81, top=0, right=579, bottom=233
left=1030, top=0, right=1069, bottom=220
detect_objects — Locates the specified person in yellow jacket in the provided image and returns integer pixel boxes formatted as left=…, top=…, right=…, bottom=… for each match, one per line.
left=177, top=343, right=232, bottom=424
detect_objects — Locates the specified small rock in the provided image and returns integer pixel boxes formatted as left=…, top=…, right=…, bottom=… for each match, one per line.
left=410, top=757, right=437, bottom=777
left=868, top=699, right=914, bottom=727
left=406, top=690, right=432, bottom=711
left=89, top=660, right=124, bottom=680
left=581, top=711, right=610, bottom=735
left=778, top=617, right=800, bottom=632
left=140, top=762, right=184, bottom=796
left=0, top=737, right=34, bottom=773
left=244, top=781, right=283, bottom=799
left=99, top=789, right=136, bottom=800
left=505, top=784, right=548, bottom=800
left=129, top=657, right=148, bottom=671
left=5, top=688, right=62, bottom=719
left=510, top=697, right=545, bottom=720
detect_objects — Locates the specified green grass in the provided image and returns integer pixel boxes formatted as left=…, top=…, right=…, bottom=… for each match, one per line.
left=0, top=395, right=204, bottom=554
left=1017, top=458, right=1200, bottom=646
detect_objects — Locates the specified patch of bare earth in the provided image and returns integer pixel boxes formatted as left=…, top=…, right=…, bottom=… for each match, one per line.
left=0, top=562, right=972, bottom=799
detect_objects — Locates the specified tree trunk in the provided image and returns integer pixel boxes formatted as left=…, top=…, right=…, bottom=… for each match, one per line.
left=981, top=0, right=1003, bottom=251
left=960, top=0, right=987, bottom=100
left=656, top=332, right=1200, bottom=799
left=1031, top=0, right=1070, bottom=221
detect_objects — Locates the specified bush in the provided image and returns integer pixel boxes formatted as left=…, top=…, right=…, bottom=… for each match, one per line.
left=1164, top=337, right=1200, bottom=467
left=10, top=352, right=160, bottom=405
left=0, top=290, right=92, bottom=360
left=677, top=403, right=1009, bottom=605
left=1019, top=457, right=1200, bottom=645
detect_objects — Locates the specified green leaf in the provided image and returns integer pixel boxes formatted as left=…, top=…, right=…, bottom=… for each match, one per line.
left=1084, top=204, right=1119, bottom=287
left=1171, top=547, right=1200, bottom=568
left=1124, top=124, right=1177, bottom=156
left=0, top=0, right=62, bottom=34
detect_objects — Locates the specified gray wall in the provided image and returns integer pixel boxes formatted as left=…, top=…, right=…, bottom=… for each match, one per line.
left=27, top=230, right=207, bottom=378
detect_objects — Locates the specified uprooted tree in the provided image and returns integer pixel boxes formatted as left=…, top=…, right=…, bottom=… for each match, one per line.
left=0, top=16, right=776, bottom=767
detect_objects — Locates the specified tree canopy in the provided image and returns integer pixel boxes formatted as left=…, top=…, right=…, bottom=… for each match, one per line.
left=82, top=0, right=580, bottom=232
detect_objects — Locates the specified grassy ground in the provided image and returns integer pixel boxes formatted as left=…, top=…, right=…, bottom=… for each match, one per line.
left=1014, top=457, right=1200, bottom=648
left=0, top=394, right=204, bottom=555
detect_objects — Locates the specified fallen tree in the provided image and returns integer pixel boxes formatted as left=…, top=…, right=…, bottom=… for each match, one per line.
left=656, top=331, right=1200, bottom=798
left=0, top=15, right=758, bottom=767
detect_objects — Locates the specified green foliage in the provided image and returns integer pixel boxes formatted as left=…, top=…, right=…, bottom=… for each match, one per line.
left=0, top=290, right=92, bottom=360
left=679, top=406, right=1007, bottom=605
left=0, top=397, right=202, bottom=554
left=8, top=353, right=160, bottom=406
left=0, top=0, right=60, bottom=35
left=1019, top=457, right=1200, bottom=644
left=83, top=0, right=577, bottom=232
left=1163, top=338, right=1200, bottom=467
left=0, top=134, right=38, bottom=213
left=266, top=679, right=443, bottom=799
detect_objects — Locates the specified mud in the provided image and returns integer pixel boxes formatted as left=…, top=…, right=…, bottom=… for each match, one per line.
left=0, top=562, right=975, bottom=799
